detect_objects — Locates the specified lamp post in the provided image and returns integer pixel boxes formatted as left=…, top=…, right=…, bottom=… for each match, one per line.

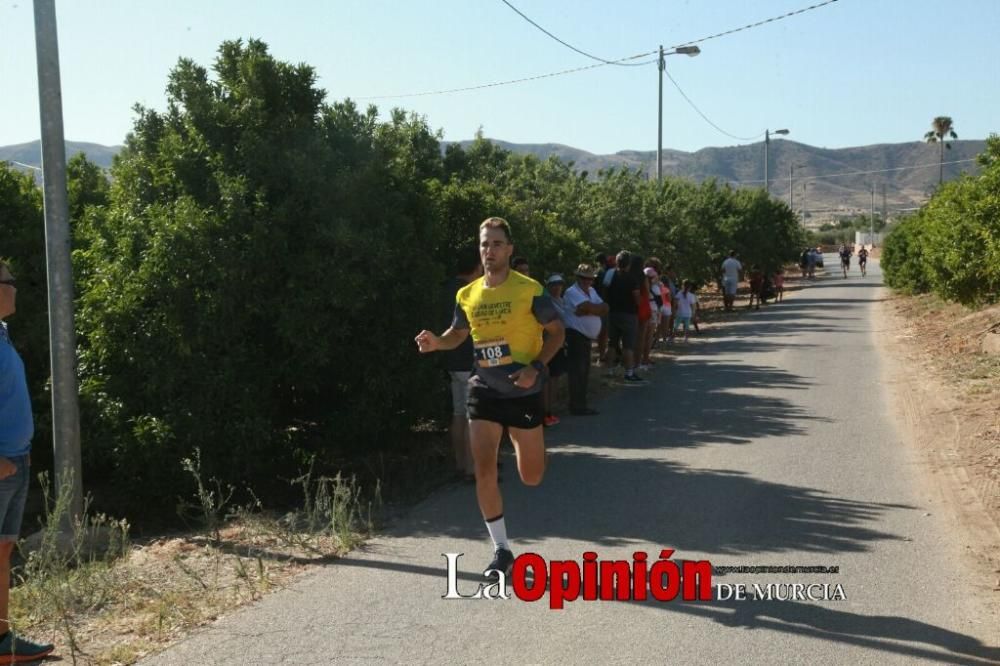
left=764, top=128, right=789, bottom=193
left=657, top=44, right=700, bottom=181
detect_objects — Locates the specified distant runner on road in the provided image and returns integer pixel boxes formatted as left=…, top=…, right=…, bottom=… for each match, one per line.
left=415, top=217, right=564, bottom=578
left=858, top=247, right=869, bottom=277
left=839, top=244, right=852, bottom=279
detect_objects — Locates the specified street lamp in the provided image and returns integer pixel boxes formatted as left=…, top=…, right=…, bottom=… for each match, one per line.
left=764, top=128, right=789, bottom=193
left=657, top=44, right=700, bottom=181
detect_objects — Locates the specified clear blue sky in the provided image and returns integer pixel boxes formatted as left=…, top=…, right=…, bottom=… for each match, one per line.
left=2, top=0, right=998, bottom=154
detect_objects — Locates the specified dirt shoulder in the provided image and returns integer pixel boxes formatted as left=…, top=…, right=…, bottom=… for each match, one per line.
left=874, top=292, right=1000, bottom=598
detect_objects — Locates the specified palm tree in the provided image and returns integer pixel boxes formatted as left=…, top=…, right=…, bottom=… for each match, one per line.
left=924, top=116, right=958, bottom=185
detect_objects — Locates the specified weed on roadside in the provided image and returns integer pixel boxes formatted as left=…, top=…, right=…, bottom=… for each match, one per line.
left=10, top=453, right=383, bottom=664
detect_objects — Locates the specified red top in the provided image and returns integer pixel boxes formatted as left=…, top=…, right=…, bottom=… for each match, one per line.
left=637, top=281, right=651, bottom=322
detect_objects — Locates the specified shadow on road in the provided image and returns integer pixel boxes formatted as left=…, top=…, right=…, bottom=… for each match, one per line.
left=395, top=451, right=908, bottom=556
left=331, top=554, right=999, bottom=665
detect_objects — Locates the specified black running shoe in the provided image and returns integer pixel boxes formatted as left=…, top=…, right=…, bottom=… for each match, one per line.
left=484, top=547, right=515, bottom=578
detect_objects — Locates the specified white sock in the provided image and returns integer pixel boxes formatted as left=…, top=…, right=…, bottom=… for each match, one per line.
left=485, top=515, right=509, bottom=550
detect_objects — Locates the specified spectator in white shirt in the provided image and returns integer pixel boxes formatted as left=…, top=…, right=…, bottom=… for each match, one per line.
left=720, top=250, right=742, bottom=311
left=562, top=264, right=608, bottom=415
left=674, top=280, right=699, bottom=342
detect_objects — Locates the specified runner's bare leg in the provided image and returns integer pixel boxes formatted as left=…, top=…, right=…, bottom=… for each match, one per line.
left=508, top=426, right=546, bottom=486
left=470, top=419, right=505, bottom=518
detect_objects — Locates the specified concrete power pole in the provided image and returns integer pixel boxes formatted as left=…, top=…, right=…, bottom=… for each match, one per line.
left=870, top=182, right=876, bottom=247
left=881, top=184, right=887, bottom=228
left=34, top=0, right=84, bottom=519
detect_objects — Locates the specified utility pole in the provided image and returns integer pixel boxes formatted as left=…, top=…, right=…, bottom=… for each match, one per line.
left=656, top=45, right=699, bottom=182
left=765, top=129, right=770, bottom=193
left=764, top=128, right=789, bottom=193
left=789, top=165, right=794, bottom=209
left=34, top=0, right=83, bottom=519
left=881, top=184, right=887, bottom=228
left=657, top=46, right=663, bottom=182
left=870, top=182, right=876, bottom=247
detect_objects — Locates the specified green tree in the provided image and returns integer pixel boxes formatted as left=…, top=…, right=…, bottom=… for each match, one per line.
left=884, top=134, right=1000, bottom=305
left=74, top=39, right=447, bottom=499
left=924, top=116, right=958, bottom=185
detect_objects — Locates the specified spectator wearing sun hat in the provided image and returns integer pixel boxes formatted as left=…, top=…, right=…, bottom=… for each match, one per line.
left=562, top=264, right=608, bottom=415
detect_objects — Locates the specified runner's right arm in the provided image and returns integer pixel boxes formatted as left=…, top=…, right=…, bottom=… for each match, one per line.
left=414, top=326, right=469, bottom=353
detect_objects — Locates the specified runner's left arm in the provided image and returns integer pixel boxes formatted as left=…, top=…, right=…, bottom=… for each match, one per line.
left=508, top=293, right=565, bottom=388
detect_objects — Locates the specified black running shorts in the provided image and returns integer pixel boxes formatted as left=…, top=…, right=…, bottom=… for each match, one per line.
left=468, top=387, right=544, bottom=429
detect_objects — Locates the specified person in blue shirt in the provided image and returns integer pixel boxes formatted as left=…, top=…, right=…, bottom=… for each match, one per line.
left=0, top=261, right=55, bottom=662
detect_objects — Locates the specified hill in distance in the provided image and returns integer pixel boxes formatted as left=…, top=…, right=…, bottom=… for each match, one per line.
left=450, top=138, right=986, bottom=220
left=0, top=140, right=119, bottom=171
left=3, top=137, right=986, bottom=221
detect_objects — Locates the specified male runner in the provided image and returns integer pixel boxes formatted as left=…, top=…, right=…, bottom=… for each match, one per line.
left=858, top=246, right=869, bottom=277
left=839, top=244, right=852, bottom=279
left=415, top=217, right=564, bottom=577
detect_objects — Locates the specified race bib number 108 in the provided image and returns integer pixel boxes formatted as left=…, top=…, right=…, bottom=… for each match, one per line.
left=474, top=338, right=513, bottom=368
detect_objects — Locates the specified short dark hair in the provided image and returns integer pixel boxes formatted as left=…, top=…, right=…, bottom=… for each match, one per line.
left=455, top=243, right=481, bottom=276
left=480, top=216, right=513, bottom=243
left=729, top=250, right=737, bottom=257
left=615, top=250, right=631, bottom=268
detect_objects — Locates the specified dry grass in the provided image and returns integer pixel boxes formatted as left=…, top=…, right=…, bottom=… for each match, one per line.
left=887, top=294, right=1000, bottom=519
left=11, top=464, right=378, bottom=665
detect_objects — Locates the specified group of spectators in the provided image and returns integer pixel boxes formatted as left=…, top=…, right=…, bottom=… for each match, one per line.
left=799, top=246, right=825, bottom=279
left=439, top=242, right=807, bottom=477
left=722, top=250, right=786, bottom=312
left=543, top=251, right=703, bottom=424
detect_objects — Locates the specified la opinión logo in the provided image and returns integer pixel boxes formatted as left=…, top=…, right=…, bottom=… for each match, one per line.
left=442, top=550, right=713, bottom=609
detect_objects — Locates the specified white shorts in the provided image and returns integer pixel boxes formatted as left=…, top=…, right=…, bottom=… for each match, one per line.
left=448, top=371, right=471, bottom=416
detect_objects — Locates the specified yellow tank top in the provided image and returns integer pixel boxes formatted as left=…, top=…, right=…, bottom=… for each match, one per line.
left=455, top=271, right=555, bottom=396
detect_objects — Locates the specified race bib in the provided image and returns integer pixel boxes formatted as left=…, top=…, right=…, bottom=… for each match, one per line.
left=474, top=338, right=513, bottom=368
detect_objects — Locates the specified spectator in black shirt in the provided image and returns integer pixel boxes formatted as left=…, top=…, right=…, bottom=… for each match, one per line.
left=441, top=244, right=483, bottom=480
left=606, top=250, right=646, bottom=383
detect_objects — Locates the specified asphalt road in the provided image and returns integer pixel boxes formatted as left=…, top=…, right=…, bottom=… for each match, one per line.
left=145, top=258, right=999, bottom=665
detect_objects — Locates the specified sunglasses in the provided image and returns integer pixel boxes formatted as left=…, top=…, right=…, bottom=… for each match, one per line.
left=0, top=279, right=15, bottom=287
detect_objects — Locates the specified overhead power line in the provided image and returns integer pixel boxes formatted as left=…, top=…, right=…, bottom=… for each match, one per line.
left=356, top=0, right=842, bottom=100
left=8, top=160, right=42, bottom=172
left=499, top=0, right=652, bottom=66
left=672, top=0, right=840, bottom=49
left=660, top=68, right=763, bottom=142
left=355, top=51, right=657, bottom=100
left=732, top=158, right=978, bottom=185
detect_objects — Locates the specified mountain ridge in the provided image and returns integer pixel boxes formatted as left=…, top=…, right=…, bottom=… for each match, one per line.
left=2, top=137, right=986, bottom=221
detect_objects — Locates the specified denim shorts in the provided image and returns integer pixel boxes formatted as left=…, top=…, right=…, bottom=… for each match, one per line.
left=0, top=455, right=30, bottom=542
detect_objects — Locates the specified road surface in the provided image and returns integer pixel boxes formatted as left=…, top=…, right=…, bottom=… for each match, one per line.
left=145, top=259, right=999, bottom=665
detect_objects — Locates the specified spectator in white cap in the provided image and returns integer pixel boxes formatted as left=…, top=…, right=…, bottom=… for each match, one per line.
left=562, top=264, right=608, bottom=415
left=542, top=274, right=569, bottom=427
left=641, top=265, right=662, bottom=369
